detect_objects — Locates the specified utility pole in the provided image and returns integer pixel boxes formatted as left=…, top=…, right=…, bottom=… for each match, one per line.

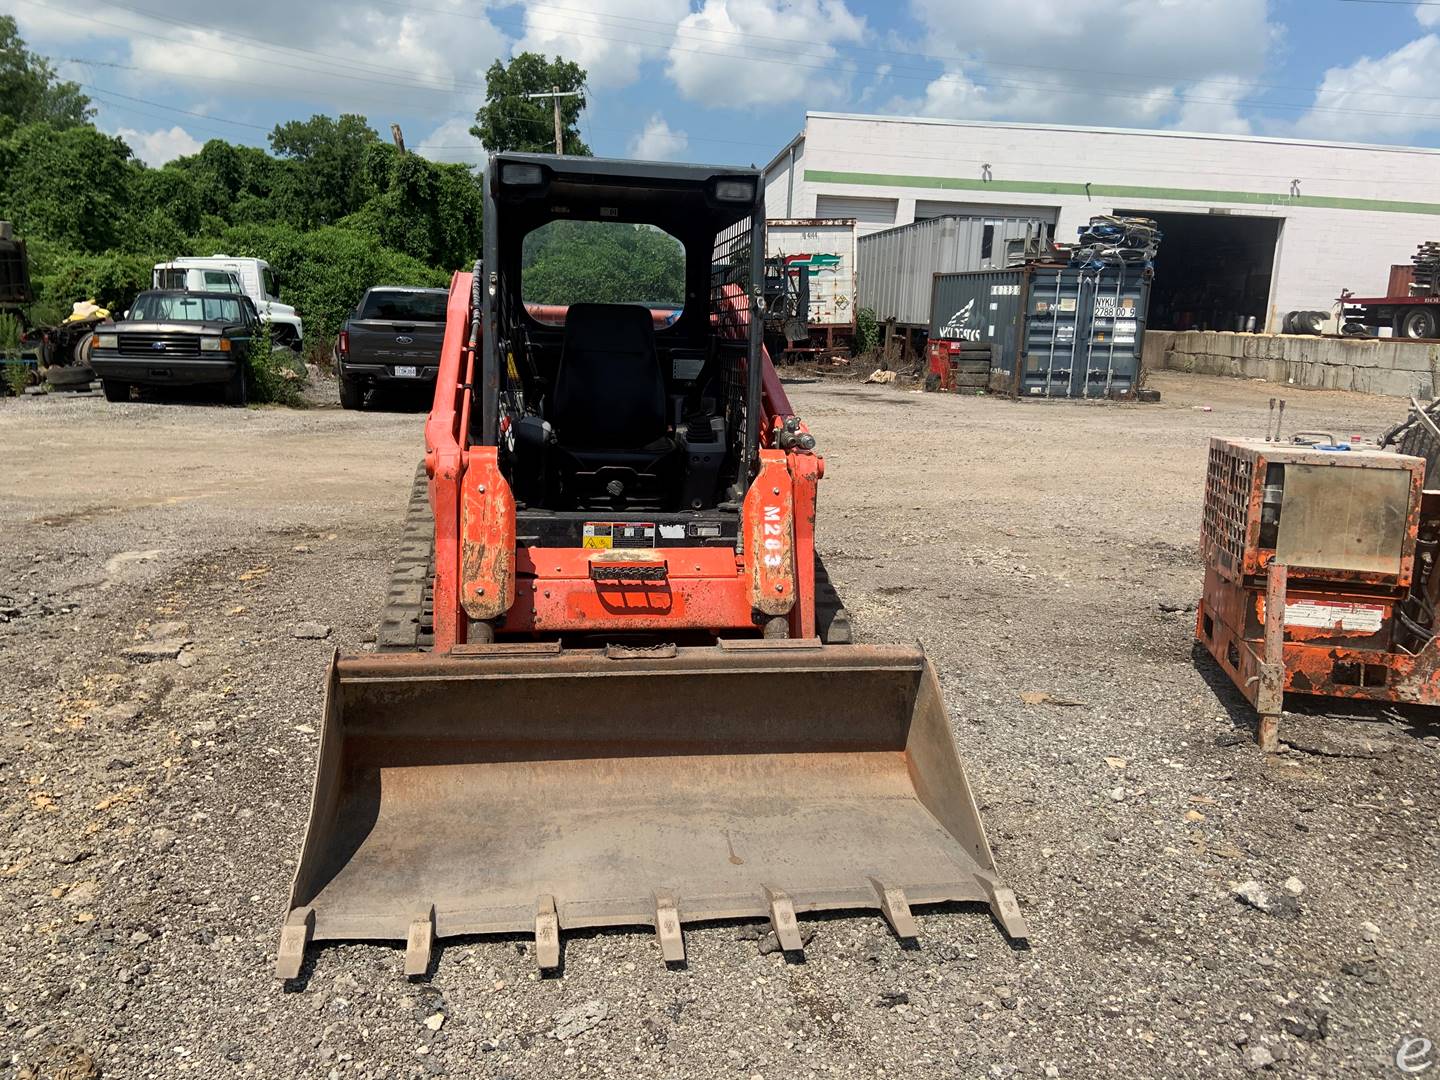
left=389, top=123, right=406, bottom=153
left=525, top=85, right=583, bottom=155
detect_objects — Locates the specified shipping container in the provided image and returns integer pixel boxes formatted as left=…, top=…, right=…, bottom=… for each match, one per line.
left=929, top=264, right=1152, bottom=399
left=1389, top=263, right=1417, bottom=298
left=858, top=213, right=1056, bottom=328
left=765, top=219, right=857, bottom=333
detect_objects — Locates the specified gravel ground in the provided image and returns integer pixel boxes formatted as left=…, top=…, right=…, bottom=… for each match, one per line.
left=1, top=373, right=1437, bottom=1080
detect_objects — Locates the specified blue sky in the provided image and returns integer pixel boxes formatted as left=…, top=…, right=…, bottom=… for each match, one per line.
left=6, top=0, right=1440, bottom=168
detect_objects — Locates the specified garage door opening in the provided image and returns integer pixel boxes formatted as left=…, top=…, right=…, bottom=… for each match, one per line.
left=1115, top=209, right=1281, bottom=332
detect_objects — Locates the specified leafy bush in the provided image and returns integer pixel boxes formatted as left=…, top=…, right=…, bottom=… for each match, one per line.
left=855, top=306, right=880, bottom=354
left=243, top=321, right=303, bottom=406
left=0, top=313, right=27, bottom=395
left=26, top=238, right=159, bottom=314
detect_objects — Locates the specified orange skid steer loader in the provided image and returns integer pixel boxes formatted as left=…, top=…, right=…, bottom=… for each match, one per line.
left=275, top=155, right=1026, bottom=978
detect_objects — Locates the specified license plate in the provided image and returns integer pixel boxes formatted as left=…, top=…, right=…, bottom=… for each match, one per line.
left=394, top=365, right=417, bottom=378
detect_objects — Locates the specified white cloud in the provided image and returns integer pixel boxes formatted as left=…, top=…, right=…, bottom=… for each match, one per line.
left=115, top=124, right=203, bottom=165
left=22, top=1, right=510, bottom=123
left=1419, top=3, right=1440, bottom=28
left=514, top=0, right=689, bottom=88
left=666, top=0, right=867, bottom=107
left=1173, top=77, right=1253, bottom=136
left=415, top=115, right=484, bottom=164
left=891, top=0, right=1274, bottom=133
left=1293, top=34, right=1440, bottom=142
left=629, top=113, right=688, bottom=159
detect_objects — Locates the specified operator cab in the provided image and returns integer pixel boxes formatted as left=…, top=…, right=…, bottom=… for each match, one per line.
left=478, top=154, right=764, bottom=533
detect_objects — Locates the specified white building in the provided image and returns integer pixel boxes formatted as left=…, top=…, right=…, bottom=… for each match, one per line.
left=764, top=112, right=1440, bottom=333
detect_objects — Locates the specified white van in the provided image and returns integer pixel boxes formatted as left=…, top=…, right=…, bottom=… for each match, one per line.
left=152, top=256, right=303, bottom=348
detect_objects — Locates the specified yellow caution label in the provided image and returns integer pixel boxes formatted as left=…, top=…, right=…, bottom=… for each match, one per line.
left=582, top=535, right=612, bottom=550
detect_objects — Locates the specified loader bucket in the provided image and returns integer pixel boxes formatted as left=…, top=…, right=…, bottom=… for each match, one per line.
left=276, top=641, right=1028, bottom=978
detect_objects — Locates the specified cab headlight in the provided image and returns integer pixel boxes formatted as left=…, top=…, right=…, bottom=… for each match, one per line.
left=199, top=337, right=228, bottom=352
left=95, top=333, right=117, bottom=350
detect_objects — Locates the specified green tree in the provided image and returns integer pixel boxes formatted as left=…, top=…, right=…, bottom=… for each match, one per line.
left=169, top=139, right=279, bottom=222
left=0, top=16, right=92, bottom=131
left=471, top=53, right=590, bottom=156
left=0, top=122, right=133, bottom=251
left=268, top=113, right=380, bottom=228
left=341, top=144, right=484, bottom=270
left=204, top=221, right=448, bottom=341
left=129, top=163, right=203, bottom=236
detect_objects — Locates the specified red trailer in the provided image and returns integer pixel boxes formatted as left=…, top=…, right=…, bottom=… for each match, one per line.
left=1341, top=289, right=1440, bottom=340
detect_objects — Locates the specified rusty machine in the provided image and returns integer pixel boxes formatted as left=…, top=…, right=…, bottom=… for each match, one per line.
left=275, top=155, right=1026, bottom=978
left=1196, top=398, right=1440, bottom=749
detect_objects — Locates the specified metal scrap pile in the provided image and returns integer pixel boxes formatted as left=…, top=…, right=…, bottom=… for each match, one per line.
left=1071, top=215, right=1162, bottom=270
left=1410, top=241, right=1439, bottom=297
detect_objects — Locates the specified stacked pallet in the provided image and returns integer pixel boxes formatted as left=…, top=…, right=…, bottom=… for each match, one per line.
left=924, top=341, right=993, bottom=395
left=1411, top=241, right=1440, bottom=297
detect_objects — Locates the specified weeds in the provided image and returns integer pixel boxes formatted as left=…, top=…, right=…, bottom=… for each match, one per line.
left=855, top=307, right=879, bottom=354
left=244, top=322, right=305, bottom=406
left=0, top=315, right=30, bottom=396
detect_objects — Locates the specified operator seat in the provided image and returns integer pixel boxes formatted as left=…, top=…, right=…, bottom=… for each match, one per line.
left=547, top=303, right=681, bottom=508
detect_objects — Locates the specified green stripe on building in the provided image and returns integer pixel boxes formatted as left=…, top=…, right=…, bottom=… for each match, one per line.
left=803, top=169, right=1440, bottom=216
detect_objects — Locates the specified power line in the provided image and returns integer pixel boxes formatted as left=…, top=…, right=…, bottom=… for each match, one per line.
left=83, top=83, right=269, bottom=129
left=69, top=58, right=557, bottom=136
left=30, top=0, right=1440, bottom=157
left=21, top=0, right=491, bottom=97
left=377, top=0, right=1440, bottom=106
left=29, top=0, right=1440, bottom=123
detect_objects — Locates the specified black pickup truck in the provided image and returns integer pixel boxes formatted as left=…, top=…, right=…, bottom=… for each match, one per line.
left=335, top=286, right=448, bottom=409
left=90, top=290, right=259, bottom=405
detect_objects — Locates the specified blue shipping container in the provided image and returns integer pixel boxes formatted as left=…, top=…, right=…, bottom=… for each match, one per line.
left=929, top=264, right=1152, bottom=399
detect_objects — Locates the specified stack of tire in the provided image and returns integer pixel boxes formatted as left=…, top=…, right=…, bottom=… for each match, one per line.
left=947, top=342, right=992, bottom=394
left=1281, top=310, right=1328, bottom=336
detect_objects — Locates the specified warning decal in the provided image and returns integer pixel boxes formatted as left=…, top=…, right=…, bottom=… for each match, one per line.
left=582, top=523, right=656, bottom=550
left=1284, top=600, right=1385, bottom=633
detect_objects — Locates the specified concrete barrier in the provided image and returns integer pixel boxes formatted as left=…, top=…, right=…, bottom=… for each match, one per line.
left=1144, top=330, right=1440, bottom=399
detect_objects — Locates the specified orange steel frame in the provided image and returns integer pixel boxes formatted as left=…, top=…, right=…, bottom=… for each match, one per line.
left=1194, top=439, right=1437, bottom=748
left=423, top=271, right=822, bottom=651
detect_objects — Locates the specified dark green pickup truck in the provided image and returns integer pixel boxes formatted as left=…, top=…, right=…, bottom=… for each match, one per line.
left=90, top=290, right=260, bottom=405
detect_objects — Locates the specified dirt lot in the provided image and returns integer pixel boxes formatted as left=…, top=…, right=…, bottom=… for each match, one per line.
left=1, top=371, right=1437, bottom=1080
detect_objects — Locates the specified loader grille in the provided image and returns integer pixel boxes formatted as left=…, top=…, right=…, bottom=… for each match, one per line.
left=1202, top=440, right=1254, bottom=577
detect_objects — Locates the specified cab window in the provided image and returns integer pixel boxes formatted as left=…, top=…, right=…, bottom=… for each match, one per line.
left=204, top=271, right=237, bottom=291
left=521, top=220, right=686, bottom=326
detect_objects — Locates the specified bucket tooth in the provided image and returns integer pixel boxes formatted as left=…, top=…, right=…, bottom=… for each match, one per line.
left=404, top=905, right=436, bottom=977
left=763, top=885, right=804, bottom=953
left=868, top=878, right=918, bottom=940
left=535, top=894, right=561, bottom=971
left=653, top=891, right=685, bottom=964
left=978, top=875, right=1029, bottom=941
left=275, top=906, right=314, bottom=980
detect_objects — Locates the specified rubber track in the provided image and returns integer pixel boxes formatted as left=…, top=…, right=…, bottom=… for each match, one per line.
left=375, top=461, right=853, bottom=649
left=376, top=462, right=435, bottom=652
